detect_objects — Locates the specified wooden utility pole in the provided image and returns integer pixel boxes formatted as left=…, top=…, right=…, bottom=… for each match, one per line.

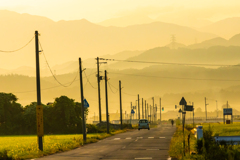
left=152, top=97, right=154, bottom=123
left=160, top=98, right=161, bottom=124
left=119, top=80, right=122, bottom=129
left=35, top=30, right=43, bottom=151
left=205, top=97, right=207, bottom=121
left=96, top=57, right=102, bottom=123
left=145, top=100, right=147, bottom=119
left=105, top=70, right=109, bottom=134
left=193, top=102, right=194, bottom=127
left=79, top=58, right=86, bottom=142
left=142, top=98, right=144, bottom=119
left=138, top=94, right=140, bottom=119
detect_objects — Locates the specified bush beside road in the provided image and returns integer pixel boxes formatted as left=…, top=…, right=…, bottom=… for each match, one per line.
left=169, top=122, right=240, bottom=160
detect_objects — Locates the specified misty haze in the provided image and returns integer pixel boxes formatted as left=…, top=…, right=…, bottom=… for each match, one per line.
left=1, top=1, right=240, bottom=160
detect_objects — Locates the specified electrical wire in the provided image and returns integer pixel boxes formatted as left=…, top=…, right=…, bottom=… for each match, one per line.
left=122, top=91, right=136, bottom=96
left=0, top=36, right=34, bottom=52
left=108, top=81, right=118, bottom=94
left=100, top=58, right=240, bottom=67
left=11, top=72, right=97, bottom=94
left=109, top=72, right=240, bottom=82
left=39, top=40, right=78, bottom=87
left=84, top=70, right=97, bottom=89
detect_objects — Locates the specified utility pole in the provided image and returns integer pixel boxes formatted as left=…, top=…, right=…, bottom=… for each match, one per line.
left=160, top=98, right=161, bottom=124
left=119, top=80, right=123, bottom=130
left=79, top=58, right=86, bottom=142
left=216, top=100, right=218, bottom=118
left=147, top=103, right=149, bottom=121
left=105, top=70, right=109, bottom=134
left=193, top=102, right=194, bottom=127
left=96, top=57, right=102, bottom=123
left=205, top=97, right=208, bottom=121
left=227, top=101, right=229, bottom=120
left=155, top=104, right=157, bottom=123
left=145, top=100, right=147, bottom=119
left=138, top=94, right=140, bottom=120
left=142, top=98, right=144, bottom=119
left=150, top=105, right=152, bottom=123
left=152, top=97, right=154, bottom=123
left=35, top=31, right=43, bottom=151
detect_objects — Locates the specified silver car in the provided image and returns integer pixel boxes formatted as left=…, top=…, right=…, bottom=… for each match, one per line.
left=138, top=119, right=150, bottom=130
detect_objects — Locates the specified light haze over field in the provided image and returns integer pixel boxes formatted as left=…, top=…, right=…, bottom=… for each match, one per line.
left=2, top=0, right=240, bottom=120
left=1, top=0, right=240, bottom=23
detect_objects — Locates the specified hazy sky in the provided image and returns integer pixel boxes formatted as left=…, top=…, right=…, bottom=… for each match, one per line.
left=1, top=0, right=240, bottom=22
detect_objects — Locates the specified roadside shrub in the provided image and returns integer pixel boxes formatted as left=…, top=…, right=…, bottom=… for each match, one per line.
left=0, top=150, right=12, bottom=160
left=86, top=124, right=98, bottom=133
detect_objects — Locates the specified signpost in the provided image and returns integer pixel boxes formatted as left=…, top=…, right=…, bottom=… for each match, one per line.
left=84, top=99, right=89, bottom=108
left=179, top=97, right=187, bottom=157
left=223, top=108, right=233, bottom=124
left=184, top=105, right=193, bottom=111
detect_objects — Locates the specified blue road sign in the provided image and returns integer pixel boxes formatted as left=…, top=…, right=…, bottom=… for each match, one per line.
left=84, top=99, right=89, bottom=108
left=131, top=109, right=135, bottom=114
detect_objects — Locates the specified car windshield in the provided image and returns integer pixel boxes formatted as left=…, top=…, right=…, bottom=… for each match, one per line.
left=139, top=120, right=148, bottom=123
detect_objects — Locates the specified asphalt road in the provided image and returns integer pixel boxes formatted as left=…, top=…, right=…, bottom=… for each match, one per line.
left=37, top=124, right=176, bottom=160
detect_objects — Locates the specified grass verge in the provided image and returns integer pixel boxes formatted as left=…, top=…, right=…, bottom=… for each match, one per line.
left=0, top=129, right=128, bottom=160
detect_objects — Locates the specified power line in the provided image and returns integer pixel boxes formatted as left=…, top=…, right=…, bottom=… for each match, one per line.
left=108, top=81, right=118, bottom=94
left=39, top=40, right=78, bottom=87
left=109, top=72, right=240, bottom=82
left=83, top=70, right=97, bottom=89
left=121, top=91, right=136, bottom=96
left=100, top=58, right=240, bottom=67
left=11, top=72, right=97, bottom=94
left=0, top=36, right=34, bottom=53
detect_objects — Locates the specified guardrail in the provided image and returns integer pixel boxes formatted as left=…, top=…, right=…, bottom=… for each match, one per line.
left=214, top=136, right=240, bottom=145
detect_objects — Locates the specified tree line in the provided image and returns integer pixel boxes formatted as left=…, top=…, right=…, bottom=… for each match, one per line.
left=0, top=92, right=87, bottom=135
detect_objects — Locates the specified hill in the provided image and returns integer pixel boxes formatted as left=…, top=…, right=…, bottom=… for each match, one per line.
left=107, top=46, right=240, bottom=70
left=0, top=10, right=216, bottom=69
left=200, top=17, right=240, bottom=39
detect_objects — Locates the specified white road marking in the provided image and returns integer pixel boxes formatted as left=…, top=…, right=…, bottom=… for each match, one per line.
left=148, top=137, right=154, bottom=139
left=135, top=158, right=152, bottom=159
left=137, top=137, right=143, bottom=139
left=159, top=137, right=166, bottom=138
left=126, top=137, right=132, bottom=139
left=114, top=138, right=120, bottom=140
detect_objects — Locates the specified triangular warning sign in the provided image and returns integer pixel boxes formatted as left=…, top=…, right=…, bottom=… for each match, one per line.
left=179, top=97, right=187, bottom=105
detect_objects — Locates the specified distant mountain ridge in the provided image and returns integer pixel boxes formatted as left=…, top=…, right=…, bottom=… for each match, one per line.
left=0, top=10, right=216, bottom=69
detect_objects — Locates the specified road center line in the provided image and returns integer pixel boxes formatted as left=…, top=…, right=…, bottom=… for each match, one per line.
left=148, top=137, right=154, bottom=139
left=159, top=137, right=166, bottom=138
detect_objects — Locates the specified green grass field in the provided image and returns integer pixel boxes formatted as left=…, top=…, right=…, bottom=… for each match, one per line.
left=201, top=122, right=240, bottom=136
left=0, top=133, right=116, bottom=159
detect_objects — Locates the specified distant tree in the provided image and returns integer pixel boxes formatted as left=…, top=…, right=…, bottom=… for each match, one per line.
left=195, top=107, right=202, bottom=113
left=0, top=92, right=23, bottom=134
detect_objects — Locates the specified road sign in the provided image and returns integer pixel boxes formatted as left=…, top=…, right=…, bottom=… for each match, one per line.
left=36, top=105, right=44, bottom=137
left=223, top=108, right=232, bottom=115
left=84, top=99, right=89, bottom=108
left=178, top=108, right=182, bottom=113
left=184, top=105, right=193, bottom=111
left=179, top=97, right=187, bottom=105
left=182, top=111, right=186, bottom=114
left=131, top=109, right=135, bottom=114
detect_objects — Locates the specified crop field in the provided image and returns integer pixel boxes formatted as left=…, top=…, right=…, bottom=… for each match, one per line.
left=0, top=133, right=111, bottom=159
left=201, top=122, right=240, bottom=136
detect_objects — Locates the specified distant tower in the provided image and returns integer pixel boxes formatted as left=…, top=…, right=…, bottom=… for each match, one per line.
left=171, top=35, right=176, bottom=49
